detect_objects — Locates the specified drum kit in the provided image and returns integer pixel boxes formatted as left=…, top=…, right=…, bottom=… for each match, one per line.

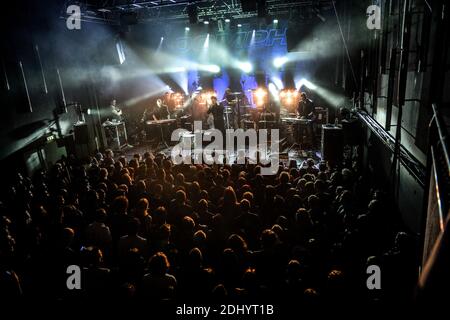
left=223, top=92, right=243, bottom=129
left=222, top=91, right=279, bottom=130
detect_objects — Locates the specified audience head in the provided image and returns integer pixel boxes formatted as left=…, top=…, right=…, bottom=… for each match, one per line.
left=223, top=186, right=238, bottom=206
left=112, top=195, right=129, bottom=214
left=148, top=252, right=170, bottom=277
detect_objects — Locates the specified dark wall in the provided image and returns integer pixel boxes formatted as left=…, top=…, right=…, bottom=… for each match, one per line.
left=0, top=0, right=117, bottom=161
left=357, top=0, right=450, bottom=233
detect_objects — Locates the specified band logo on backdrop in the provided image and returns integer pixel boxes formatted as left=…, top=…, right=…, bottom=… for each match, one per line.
left=171, top=28, right=287, bottom=54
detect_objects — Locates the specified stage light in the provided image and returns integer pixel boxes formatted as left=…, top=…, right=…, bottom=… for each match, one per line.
left=225, top=18, right=230, bottom=23
left=171, top=92, right=186, bottom=108
left=299, top=78, right=317, bottom=90
left=171, top=66, right=187, bottom=72
left=271, top=76, right=284, bottom=90
left=238, top=61, right=253, bottom=73
left=249, top=29, right=256, bottom=46
left=273, top=56, right=288, bottom=68
left=268, top=83, right=279, bottom=101
left=294, top=77, right=347, bottom=107
left=273, top=19, right=279, bottom=24
left=185, top=27, right=190, bottom=31
left=237, top=23, right=242, bottom=27
left=157, top=37, right=164, bottom=51
left=203, top=64, right=220, bottom=73
left=254, top=88, right=267, bottom=99
left=210, top=65, right=220, bottom=73
left=123, top=84, right=169, bottom=108
left=268, top=83, right=277, bottom=91
left=279, top=89, right=300, bottom=111
left=204, top=20, right=209, bottom=25
left=203, top=34, right=210, bottom=48
left=252, top=87, right=268, bottom=107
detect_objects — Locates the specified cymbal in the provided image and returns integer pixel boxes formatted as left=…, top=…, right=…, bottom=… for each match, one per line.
left=259, top=120, right=276, bottom=123
left=231, top=92, right=243, bottom=95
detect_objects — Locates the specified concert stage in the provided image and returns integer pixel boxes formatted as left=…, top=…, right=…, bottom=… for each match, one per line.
left=120, top=142, right=323, bottom=168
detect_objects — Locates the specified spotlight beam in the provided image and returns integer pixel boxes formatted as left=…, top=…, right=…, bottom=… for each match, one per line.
left=122, top=86, right=169, bottom=108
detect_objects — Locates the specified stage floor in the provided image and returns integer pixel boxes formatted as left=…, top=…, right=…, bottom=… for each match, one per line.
left=117, top=140, right=322, bottom=167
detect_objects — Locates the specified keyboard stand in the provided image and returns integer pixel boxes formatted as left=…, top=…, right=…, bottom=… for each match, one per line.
left=155, top=122, right=169, bottom=150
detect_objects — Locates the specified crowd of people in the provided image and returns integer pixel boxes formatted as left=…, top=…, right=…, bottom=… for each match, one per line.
left=0, top=149, right=419, bottom=311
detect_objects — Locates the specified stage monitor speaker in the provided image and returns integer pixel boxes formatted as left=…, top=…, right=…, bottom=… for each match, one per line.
left=241, top=0, right=257, bottom=12
left=321, top=125, right=343, bottom=165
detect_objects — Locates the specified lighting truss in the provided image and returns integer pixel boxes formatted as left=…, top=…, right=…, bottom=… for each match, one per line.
left=61, top=0, right=334, bottom=25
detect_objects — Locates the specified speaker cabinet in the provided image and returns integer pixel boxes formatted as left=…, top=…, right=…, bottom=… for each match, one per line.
left=321, top=125, right=343, bottom=165
left=74, top=123, right=89, bottom=144
left=74, top=122, right=97, bottom=159
left=342, top=119, right=361, bottom=146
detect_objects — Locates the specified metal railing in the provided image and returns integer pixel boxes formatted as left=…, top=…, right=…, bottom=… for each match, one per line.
left=356, top=109, right=426, bottom=187
left=421, top=104, right=450, bottom=264
left=428, top=104, right=450, bottom=228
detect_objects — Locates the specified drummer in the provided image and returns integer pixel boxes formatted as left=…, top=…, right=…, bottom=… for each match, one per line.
left=223, top=88, right=235, bottom=105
